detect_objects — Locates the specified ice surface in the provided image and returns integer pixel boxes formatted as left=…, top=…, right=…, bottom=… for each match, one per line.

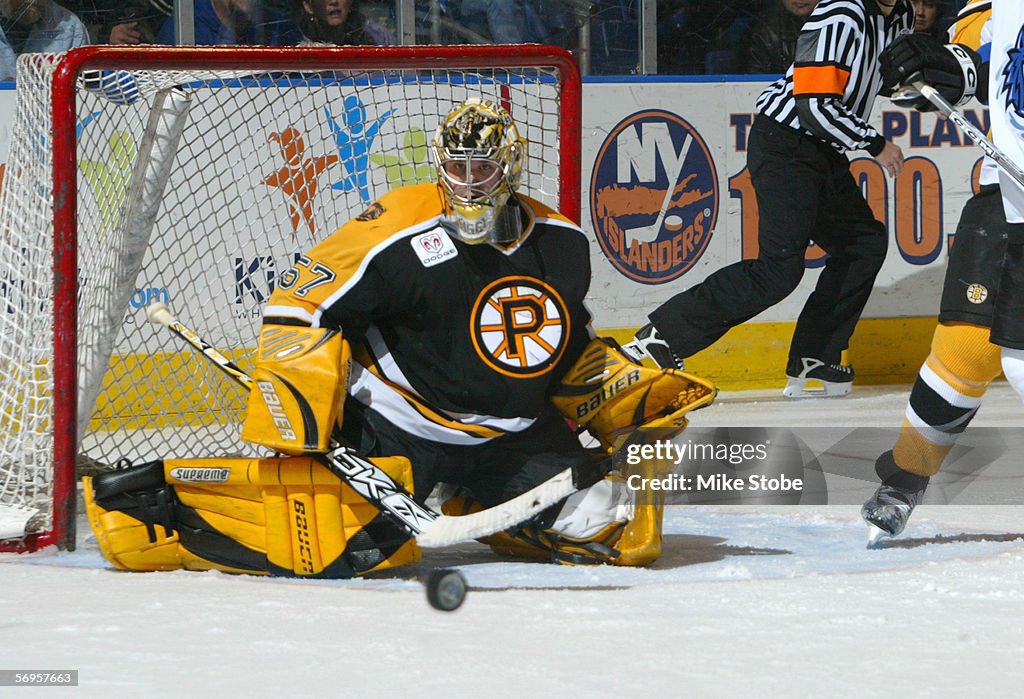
left=2, top=385, right=1023, bottom=695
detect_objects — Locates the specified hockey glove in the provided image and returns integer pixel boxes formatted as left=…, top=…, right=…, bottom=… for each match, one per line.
left=241, top=324, right=350, bottom=454
left=880, top=33, right=981, bottom=110
left=551, top=338, right=717, bottom=453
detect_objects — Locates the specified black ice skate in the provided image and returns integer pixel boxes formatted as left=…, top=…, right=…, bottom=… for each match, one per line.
left=862, top=482, right=928, bottom=545
left=861, top=452, right=930, bottom=546
left=783, top=357, right=854, bottom=399
left=621, top=323, right=685, bottom=370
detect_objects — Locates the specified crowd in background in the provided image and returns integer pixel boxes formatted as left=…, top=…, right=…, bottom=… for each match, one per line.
left=0, top=0, right=967, bottom=81
left=659, top=0, right=957, bottom=74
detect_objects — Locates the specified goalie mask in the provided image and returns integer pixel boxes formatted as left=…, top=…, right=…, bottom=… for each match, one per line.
left=432, top=98, right=526, bottom=245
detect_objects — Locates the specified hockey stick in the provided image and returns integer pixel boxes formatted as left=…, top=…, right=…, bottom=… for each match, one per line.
left=910, top=80, right=1024, bottom=189
left=144, top=302, right=579, bottom=548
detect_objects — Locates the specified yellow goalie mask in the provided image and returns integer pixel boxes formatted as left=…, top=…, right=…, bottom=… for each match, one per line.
left=432, top=98, right=526, bottom=245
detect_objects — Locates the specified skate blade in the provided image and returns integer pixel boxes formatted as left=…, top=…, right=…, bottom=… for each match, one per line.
left=782, top=378, right=852, bottom=400
left=865, top=523, right=888, bottom=548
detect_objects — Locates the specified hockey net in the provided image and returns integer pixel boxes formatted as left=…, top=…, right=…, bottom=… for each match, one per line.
left=0, top=45, right=581, bottom=552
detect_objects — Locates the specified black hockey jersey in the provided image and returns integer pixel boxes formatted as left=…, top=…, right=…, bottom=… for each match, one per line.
left=264, top=183, right=594, bottom=445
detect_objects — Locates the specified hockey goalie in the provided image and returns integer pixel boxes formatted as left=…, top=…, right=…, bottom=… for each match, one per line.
left=83, top=99, right=716, bottom=578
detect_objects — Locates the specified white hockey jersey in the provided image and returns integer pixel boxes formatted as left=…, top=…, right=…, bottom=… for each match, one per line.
left=974, top=0, right=1024, bottom=222
left=962, top=0, right=1024, bottom=221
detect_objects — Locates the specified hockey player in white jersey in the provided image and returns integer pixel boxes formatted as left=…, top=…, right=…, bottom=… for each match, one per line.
left=863, top=0, right=1024, bottom=541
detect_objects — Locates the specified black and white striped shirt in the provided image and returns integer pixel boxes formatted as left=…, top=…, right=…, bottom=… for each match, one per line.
left=755, top=0, right=914, bottom=155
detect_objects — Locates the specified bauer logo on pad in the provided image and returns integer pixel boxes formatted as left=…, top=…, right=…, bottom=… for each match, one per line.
left=412, top=229, right=458, bottom=267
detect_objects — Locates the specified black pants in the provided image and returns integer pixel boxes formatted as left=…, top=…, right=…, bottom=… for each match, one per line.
left=650, top=115, right=888, bottom=366
left=933, top=183, right=1024, bottom=349
left=938, top=185, right=1009, bottom=327
left=992, top=241, right=1024, bottom=349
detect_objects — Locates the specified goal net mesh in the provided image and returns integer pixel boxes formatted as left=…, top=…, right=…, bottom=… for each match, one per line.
left=0, top=47, right=574, bottom=549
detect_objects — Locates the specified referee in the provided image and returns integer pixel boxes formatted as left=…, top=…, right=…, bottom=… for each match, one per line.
left=624, top=0, right=913, bottom=399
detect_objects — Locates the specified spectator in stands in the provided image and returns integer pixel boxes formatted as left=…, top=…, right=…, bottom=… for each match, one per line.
left=154, top=0, right=302, bottom=45
left=456, top=0, right=521, bottom=43
left=737, top=0, right=820, bottom=75
left=414, top=0, right=556, bottom=47
left=102, top=0, right=170, bottom=43
left=912, top=0, right=945, bottom=39
left=294, top=0, right=392, bottom=45
left=0, top=0, right=88, bottom=80
left=62, top=0, right=166, bottom=44
left=532, top=0, right=581, bottom=51
left=657, top=0, right=765, bottom=75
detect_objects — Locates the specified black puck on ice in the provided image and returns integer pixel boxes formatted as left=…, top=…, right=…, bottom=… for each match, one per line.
left=425, top=569, right=467, bottom=611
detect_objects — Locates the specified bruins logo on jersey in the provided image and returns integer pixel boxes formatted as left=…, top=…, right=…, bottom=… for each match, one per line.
left=355, top=202, right=385, bottom=221
left=470, top=276, right=570, bottom=378
left=966, top=282, right=989, bottom=304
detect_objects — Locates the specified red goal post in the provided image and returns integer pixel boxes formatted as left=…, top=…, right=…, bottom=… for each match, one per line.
left=0, top=45, right=581, bottom=553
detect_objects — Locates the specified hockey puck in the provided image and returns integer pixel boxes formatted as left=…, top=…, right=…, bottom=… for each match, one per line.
left=425, top=569, right=467, bottom=611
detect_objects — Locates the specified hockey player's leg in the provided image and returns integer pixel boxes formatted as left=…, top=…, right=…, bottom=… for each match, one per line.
left=786, top=190, right=887, bottom=399
left=865, top=186, right=1012, bottom=539
left=84, top=455, right=419, bottom=577
left=449, top=436, right=676, bottom=567
left=544, top=435, right=672, bottom=567
left=862, top=322, right=1002, bottom=538
left=1002, top=348, right=1024, bottom=402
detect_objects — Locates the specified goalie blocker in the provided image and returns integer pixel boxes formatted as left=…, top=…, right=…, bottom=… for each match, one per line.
left=86, top=338, right=716, bottom=575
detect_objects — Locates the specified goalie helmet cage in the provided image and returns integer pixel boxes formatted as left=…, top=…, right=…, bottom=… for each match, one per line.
left=0, top=44, right=582, bottom=553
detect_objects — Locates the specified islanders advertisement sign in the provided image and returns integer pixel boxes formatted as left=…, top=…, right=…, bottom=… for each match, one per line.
left=590, top=109, right=719, bottom=285
left=582, top=81, right=984, bottom=336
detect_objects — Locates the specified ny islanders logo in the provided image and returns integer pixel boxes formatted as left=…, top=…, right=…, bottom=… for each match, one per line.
left=470, top=277, right=569, bottom=378
left=591, top=110, right=718, bottom=284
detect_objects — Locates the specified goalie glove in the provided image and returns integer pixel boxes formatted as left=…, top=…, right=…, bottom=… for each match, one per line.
left=880, top=33, right=982, bottom=110
left=551, top=338, right=717, bottom=453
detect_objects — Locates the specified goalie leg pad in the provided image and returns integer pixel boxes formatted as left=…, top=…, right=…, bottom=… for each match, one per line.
left=544, top=474, right=666, bottom=567
left=548, top=477, right=631, bottom=540
left=443, top=474, right=665, bottom=567
left=84, top=461, right=204, bottom=573
left=84, top=455, right=419, bottom=577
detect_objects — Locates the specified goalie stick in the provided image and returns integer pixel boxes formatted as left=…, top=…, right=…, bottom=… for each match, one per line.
left=910, top=80, right=1024, bottom=190
left=144, top=302, right=581, bottom=548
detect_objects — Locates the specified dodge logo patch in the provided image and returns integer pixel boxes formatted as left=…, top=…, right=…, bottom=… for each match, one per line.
left=412, top=229, right=458, bottom=267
